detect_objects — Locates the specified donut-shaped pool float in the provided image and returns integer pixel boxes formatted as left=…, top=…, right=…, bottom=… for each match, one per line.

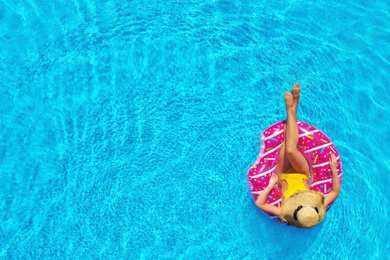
left=247, top=121, right=343, bottom=224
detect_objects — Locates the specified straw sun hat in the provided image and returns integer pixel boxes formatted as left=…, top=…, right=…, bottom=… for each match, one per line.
left=281, top=190, right=326, bottom=228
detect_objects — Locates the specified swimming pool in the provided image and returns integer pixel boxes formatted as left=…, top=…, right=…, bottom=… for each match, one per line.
left=1, top=0, right=389, bottom=258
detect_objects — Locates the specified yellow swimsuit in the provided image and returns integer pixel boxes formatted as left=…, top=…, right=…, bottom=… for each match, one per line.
left=280, top=172, right=309, bottom=199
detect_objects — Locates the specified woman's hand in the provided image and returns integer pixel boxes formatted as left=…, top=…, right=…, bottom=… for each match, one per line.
left=255, top=173, right=282, bottom=216
left=268, top=174, right=278, bottom=188
left=329, top=154, right=337, bottom=172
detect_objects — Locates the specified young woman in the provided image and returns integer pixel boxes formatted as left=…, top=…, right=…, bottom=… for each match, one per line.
left=255, top=83, right=341, bottom=228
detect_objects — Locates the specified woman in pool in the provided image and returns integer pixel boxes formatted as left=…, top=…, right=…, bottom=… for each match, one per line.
left=255, top=83, right=341, bottom=228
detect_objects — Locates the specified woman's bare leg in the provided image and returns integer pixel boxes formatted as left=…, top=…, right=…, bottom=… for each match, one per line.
left=284, top=84, right=311, bottom=177
left=275, top=123, right=291, bottom=177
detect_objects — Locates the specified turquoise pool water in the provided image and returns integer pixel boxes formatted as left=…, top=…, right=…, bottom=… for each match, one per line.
left=1, top=0, right=389, bottom=258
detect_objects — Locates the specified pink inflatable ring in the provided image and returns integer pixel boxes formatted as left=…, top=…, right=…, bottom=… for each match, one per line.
left=247, top=121, right=343, bottom=224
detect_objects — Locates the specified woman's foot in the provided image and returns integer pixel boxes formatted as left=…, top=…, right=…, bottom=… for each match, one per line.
left=284, top=91, right=293, bottom=111
left=291, top=83, right=300, bottom=108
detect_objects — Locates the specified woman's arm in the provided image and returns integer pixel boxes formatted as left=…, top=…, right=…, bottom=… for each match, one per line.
left=255, top=174, right=281, bottom=216
left=324, top=154, right=341, bottom=207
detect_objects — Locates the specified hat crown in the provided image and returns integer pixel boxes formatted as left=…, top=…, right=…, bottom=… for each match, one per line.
left=297, top=207, right=319, bottom=228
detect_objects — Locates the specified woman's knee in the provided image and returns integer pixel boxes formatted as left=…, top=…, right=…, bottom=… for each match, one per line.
left=285, top=146, right=297, bottom=156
